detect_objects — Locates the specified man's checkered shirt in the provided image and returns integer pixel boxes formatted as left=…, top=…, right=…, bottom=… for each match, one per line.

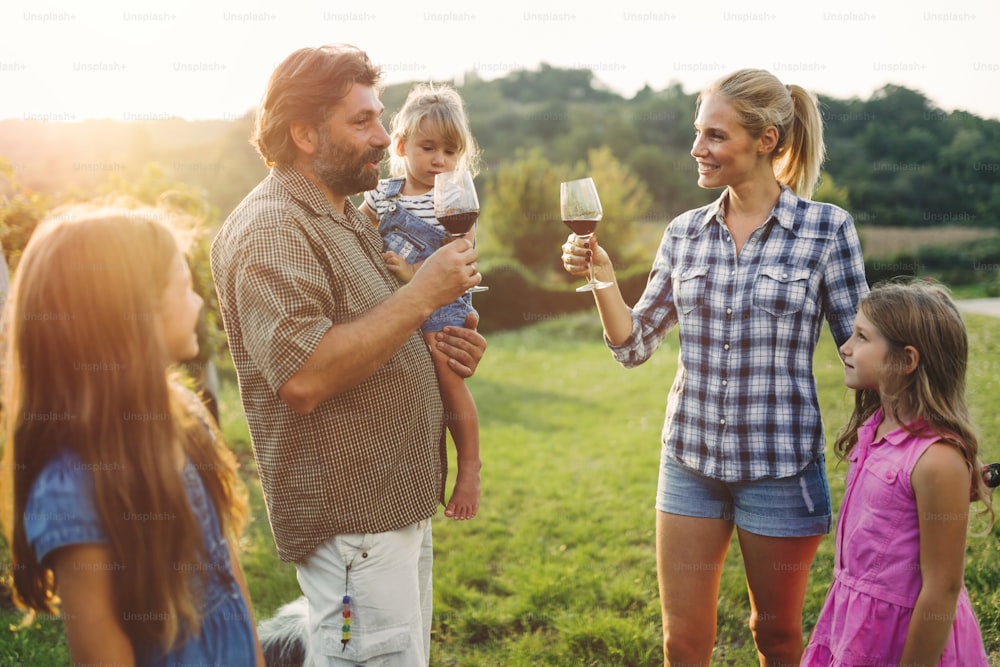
left=211, top=166, right=446, bottom=562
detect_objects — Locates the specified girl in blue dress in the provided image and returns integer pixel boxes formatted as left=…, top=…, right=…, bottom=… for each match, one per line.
left=2, top=202, right=264, bottom=665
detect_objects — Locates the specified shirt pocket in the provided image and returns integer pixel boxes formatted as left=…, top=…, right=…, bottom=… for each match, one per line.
left=752, top=265, right=811, bottom=317
left=674, top=265, right=710, bottom=315
left=857, top=458, right=904, bottom=517
left=381, top=228, right=432, bottom=264
left=852, top=457, right=905, bottom=571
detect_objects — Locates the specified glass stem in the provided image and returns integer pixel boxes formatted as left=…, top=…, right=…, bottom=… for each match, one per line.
left=586, top=235, right=596, bottom=284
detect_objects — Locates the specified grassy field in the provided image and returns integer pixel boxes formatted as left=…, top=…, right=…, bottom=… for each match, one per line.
left=2, top=311, right=999, bottom=666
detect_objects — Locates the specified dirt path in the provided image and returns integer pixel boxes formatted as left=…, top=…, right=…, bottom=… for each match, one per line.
left=956, top=298, right=1000, bottom=318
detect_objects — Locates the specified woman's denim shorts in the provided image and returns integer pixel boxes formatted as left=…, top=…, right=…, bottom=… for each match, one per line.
left=655, top=453, right=832, bottom=537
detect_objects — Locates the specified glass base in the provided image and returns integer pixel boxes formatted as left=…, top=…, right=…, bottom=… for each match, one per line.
left=576, top=280, right=612, bottom=292
left=467, top=285, right=489, bottom=293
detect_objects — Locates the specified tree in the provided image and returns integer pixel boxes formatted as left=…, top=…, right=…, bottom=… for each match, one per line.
left=813, top=171, right=850, bottom=210
left=0, top=157, right=225, bottom=417
left=479, top=146, right=653, bottom=282
left=0, top=156, right=51, bottom=273
left=578, top=147, right=653, bottom=270
left=479, top=148, right=567, bottom=279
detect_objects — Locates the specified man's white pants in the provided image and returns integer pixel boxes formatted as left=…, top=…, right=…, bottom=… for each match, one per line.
left=295, top=519, right=433, bottom=666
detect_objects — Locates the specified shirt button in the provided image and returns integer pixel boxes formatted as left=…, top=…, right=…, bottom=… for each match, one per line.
left=722, top=380, right=728, bottom=386
left=723, top=344, right=730, bottom=350
left=726, top=308, right=732, bottom=315
left=720, top=418, right=726, bottom=425
left=730, top=269, right=736, bottom=276
left=782, top=273, right=788, bottom=279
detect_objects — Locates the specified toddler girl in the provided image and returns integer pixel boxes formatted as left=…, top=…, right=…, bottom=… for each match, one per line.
left=361, top=83, right=482, bottom=520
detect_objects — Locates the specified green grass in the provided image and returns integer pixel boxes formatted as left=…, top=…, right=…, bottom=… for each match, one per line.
left=3, top=312, right=999, bottom=665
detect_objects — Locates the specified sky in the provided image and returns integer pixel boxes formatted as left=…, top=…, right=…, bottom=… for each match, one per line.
left=1, top=0, right=998, bottom=123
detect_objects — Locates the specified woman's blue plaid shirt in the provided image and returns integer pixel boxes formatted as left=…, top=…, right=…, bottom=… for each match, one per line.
left=609, top=187, right=869, bottom=481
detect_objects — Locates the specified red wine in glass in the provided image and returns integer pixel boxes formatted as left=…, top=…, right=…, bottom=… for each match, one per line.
left=563, top=219, right=598, bottom=237
left=439, top=211, right=480, bottom=236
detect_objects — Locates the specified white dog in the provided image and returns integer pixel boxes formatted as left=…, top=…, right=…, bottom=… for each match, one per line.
left=258, top=595, right=312, bottom=667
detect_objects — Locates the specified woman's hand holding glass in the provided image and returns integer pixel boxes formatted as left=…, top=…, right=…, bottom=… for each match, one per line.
left=560, top=177, right=611, bottom=292
left=561, top=233, right=612, bottom=288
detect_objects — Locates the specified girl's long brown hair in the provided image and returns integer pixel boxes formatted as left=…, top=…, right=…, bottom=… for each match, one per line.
left=1, top=202, right=248, bottom=651
left=834, top=280, right=994, bottom=519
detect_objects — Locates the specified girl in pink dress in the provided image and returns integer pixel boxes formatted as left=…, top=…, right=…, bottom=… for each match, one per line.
left=802, top=280, right=994, bottom=666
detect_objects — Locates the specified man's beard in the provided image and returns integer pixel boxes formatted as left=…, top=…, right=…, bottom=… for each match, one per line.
left=312, top=126, right=385, bottom=197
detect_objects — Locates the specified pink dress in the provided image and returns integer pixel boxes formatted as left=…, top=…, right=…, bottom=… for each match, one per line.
left=802, top=410, right=988, bottom=666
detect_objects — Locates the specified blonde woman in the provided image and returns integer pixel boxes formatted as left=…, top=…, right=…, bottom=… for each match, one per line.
left=561, top=69, right=868, bottom=665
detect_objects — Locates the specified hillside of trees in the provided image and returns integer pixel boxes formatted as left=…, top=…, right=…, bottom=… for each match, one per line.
left=2, top=64, right=1000, bottom=335
left=2, top=64, right=999, bottom=228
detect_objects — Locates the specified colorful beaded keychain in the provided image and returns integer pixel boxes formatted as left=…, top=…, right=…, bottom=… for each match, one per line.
left=341, top=592, right=352, bottom=650
left=341, top=562, right=354, bottom=651
left=341, top=539, right=371, bottom=651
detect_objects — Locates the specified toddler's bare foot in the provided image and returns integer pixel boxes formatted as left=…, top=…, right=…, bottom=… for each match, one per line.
left=444, top=465, right=481, bottom=520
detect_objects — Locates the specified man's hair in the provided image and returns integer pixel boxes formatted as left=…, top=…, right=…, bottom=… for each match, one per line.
left=253, top=44, right=382, bottom=167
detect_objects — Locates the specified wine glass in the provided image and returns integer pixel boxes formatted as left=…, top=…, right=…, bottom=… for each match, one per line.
left=561, top=177, right=611, bottom=292
left=434, top=170, right=487, bottom=293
